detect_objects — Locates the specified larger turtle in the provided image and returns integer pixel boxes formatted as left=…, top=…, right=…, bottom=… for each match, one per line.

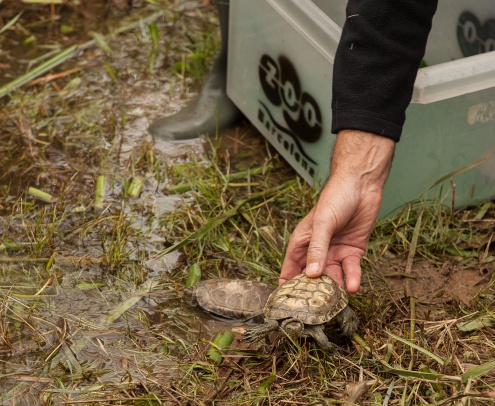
left=243, top=274, right=358, bottom=350
left=193, top=278, right=275, bottom=320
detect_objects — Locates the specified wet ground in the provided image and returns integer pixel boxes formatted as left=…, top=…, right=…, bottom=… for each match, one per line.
left=1, top=1, right=494, bottom=405
left=0, top=1, right=223, bottom=402
left=0, top=2, right=288, bottom=402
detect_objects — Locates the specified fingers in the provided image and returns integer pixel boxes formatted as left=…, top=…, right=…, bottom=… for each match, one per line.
left=278, top=178, right=367, bottom=292
left=279, top=245, right=308, bottom=284
left=341, top=255, right=362, bottom=293
left=279, top=216, right=312, bottom=285
left=305, top=205, right=337, bottom=278
left=278, top=256, right=302, bottom=285
left=323, top=263, right=345, bottom=288
left=323, top=254, right=362, bottom=292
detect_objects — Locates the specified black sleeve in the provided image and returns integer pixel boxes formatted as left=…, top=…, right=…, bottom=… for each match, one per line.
left=331, top=0, right=438, bottom=142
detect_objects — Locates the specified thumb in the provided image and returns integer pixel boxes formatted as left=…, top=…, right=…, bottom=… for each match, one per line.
left=305, top=211, right=337, bottom=278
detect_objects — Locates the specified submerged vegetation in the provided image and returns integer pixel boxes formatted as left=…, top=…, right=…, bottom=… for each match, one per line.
left=0, top=1, right=494, bottom=405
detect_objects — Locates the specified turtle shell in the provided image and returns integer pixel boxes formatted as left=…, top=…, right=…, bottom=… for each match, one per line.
left=194, top=279, right=275, bottom=319
left=263, top=274, right=347, bottom=325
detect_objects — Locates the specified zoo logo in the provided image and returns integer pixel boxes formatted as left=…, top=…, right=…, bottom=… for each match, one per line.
left=257, top=54, right=322, bottom=177
left=457, top=11, right=495, bottom=57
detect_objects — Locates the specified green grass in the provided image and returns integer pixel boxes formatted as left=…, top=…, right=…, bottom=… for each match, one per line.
left=157, top=149, right=495, bottom=405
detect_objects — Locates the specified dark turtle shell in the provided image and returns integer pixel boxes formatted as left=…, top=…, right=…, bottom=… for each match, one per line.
left=194, top=279, right=275, bottom=319
left=263, top=274, right=347, bottom=325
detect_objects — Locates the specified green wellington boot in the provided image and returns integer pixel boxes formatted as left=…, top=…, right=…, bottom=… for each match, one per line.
left=149, top=0, right=242, bottom=141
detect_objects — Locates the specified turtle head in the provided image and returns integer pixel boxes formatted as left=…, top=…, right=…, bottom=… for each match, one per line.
left=281, top=318, right=304, bottom=340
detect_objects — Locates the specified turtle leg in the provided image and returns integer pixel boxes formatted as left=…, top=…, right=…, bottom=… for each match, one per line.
left=243, top=319, right=279, bottom=343
left=305, top=325, right=336, bottom=351
left=337, top=305, right=359, bottom=337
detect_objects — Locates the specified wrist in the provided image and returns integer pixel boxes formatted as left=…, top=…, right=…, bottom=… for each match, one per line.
left=330, top=130, right=395, bottom=193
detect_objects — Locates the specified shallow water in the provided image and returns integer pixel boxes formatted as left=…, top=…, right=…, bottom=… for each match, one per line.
left=0, top=2, right=238, bottom=402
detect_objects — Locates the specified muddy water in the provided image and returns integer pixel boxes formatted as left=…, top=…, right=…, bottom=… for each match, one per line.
left=0, top=265, right=205, bottom=401
left=0, top=2, right=292, bottom=403
left=0, top=2, right=278, bottom=401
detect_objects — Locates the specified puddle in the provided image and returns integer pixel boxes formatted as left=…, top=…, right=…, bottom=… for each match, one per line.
left=0, top=1, right=238, bottom=402
left=0, top=1, right=147, bottom=87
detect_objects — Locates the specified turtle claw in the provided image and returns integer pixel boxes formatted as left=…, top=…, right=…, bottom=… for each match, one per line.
left=242, top=329, right=259, bottom=344
left=243, top=319, right=279, bottom=344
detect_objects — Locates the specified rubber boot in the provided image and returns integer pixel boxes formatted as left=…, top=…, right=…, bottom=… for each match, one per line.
left=149, top=0, right=242, bottom=141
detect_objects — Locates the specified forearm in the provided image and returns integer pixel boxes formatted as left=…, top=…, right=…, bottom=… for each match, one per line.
left=332, top=0, right=438, bottom=141
left=280, top=2, right=437, bottom=291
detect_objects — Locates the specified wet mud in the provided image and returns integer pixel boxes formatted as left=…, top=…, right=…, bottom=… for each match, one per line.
left=379, top=259, right=493, bottom=307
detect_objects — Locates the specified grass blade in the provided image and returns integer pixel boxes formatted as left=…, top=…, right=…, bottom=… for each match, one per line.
left=457, top=316, right=495, bottom=332
left=387, top=331, right=445, bottom=366
left=0, top=45, right=77, bottom=98
left=104, top=279, right=160, bottom=324
left=90, top=31, right=113, bottom=55
left=20, top=0, right=63, bottom=3
left=462, top=359, right=495, bottom=383
left=0, top=12, right=22, bottom=35
left=386, top=368, right=444, bottom=381
left=258, top=374, right=276, bottom=395
left=168, top=166, right=268, bottom=194
left=155, top=179, right=296, bottom=259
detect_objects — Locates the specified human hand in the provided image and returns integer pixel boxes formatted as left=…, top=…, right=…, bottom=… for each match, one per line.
left=279, top=130, right=395, bottom=293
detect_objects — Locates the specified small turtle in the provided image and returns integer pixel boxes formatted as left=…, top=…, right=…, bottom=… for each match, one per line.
left=193, top=278, right=275, bottom=320
left=243, top=274, right=358, bottom=350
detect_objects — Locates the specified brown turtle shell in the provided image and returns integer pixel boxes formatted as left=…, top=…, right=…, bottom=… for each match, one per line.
left=263, top=274, right=347, bottom=325
left=194, top=279, right=275, bottom=319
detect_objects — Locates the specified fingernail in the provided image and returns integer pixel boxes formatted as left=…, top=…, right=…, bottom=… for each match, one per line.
left=305, top=263, right=320, bottom=276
